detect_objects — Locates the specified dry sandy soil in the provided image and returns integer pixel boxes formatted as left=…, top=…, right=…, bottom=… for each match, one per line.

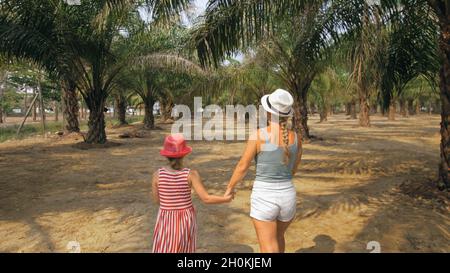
left=0, top=114, right=448, bottom=253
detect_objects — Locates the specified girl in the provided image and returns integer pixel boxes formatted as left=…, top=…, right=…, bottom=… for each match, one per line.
left=225, top=88, right=303, bottom=253
left=152, top=133, right=233, bottom=253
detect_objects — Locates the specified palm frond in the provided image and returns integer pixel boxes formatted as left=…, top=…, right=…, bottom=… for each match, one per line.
left=131, top=53, right=205, bottom=76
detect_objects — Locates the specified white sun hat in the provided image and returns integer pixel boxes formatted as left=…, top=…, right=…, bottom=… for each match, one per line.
left=261, top=88, right=294, bottom=117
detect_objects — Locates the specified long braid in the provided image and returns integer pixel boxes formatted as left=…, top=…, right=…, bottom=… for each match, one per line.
left=280, top=117, right=290, bottom=165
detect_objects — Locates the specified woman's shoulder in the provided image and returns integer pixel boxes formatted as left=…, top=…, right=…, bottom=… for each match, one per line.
left=188, top=169, right=198, bottom=176
left=249, top=127, right=268, bottom=141
left=248, top=129, right=260, bottom=141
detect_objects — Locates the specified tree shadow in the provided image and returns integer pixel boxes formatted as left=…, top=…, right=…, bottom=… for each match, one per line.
left=0, top=114, right=446, bottom=252
left=0, top=133, right=255, bottom=252
left=295, top=235, right=337, bottom=253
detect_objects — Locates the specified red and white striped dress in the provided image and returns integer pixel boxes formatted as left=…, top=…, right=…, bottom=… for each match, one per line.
left=152, top=167, right=197, bottom=253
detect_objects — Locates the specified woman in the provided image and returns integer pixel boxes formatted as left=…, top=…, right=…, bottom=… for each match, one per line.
left=225, top=89, right=303, bottom=253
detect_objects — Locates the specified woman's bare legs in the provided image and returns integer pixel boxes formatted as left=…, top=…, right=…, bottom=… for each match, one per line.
left=252, top=218, right=279, bottom=253
left=276, top=220, right=292, bottom=253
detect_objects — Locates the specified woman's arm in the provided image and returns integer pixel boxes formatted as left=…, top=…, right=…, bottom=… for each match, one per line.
left=225, top=131, right=258, bottom=195
left=291, top=132, right=303, bottom=176
left=189, top=170, right=233, bottom=204
left=151, top=171, right=159, bottom=204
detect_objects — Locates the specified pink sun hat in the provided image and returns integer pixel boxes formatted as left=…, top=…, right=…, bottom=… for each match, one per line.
left=160, top=134, right=192, bottom=158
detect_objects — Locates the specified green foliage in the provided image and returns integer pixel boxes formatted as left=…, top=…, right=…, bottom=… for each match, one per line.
left=0, top=120, right=85, bottom=142
left=380, top=0, right=439, bottom=108
left=0, top=85, right=21, bottom=113
left=402, top=75, right=439, bottom=103
left=309, top=68, right=348, bottom=111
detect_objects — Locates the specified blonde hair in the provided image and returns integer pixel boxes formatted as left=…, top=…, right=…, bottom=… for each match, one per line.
left=167, top=157, right=183, bottom=170
left=280, top=117, right=290, bottom=165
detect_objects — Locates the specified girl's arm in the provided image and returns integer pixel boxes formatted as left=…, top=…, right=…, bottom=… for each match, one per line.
left=225, top=131, right=258, bottom=195
left=189, top=170, right=233, bottom=204
left=151, top=171, right=159, bottom=204
left=292, top=132, right=303, bottom=176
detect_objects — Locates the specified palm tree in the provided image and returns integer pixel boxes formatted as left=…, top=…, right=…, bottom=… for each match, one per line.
left=309, top=67, right=348, bottom=122
left=0, top=1, right=82, bottom=132
left=112, top=17, right=204, bottom=129
left=193, top=0, right=357, bottom=139
left=194, top=56, right=280, bottom=108
left=193, top=0, right=450, bottom=189
left=254, top=15, right=331, bottom=139
left=110, top=87, right=132, bottom=126
left=381, top=0, right=450, bottom=190
left=380, top=0, right=439, bottom=121
left=417, top=0, right=449, bottom=189
left=0, top=0, right=192, bottom=143
left=0, top=55, right=7, bottom=123
left=341, top=2, right=385, bottom=127
left=402, top=75, right=438, bottom=115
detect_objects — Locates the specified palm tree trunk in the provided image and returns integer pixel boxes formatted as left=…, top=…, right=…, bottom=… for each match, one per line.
left=23, top=89, right=27, bottom=112
left=292, top=84, right=311, bottom=140
left=54, top=101, right=59, bottom=121
left=370, top=101, right=378, bottom=114
left=350, top=99, right=357, bottom=119
left=433, top=98, right=441, bottom=114
left=0, top=82, right=3, bottom=123
left=388, top=99, right=396, bottom=121
left=80, top=103, right=84, bottom=119
left=434, top=1, right=450, bottom=189
left=346, top=102, right=352, bottom=115
left=407, top=99, right=415, bottom=115
left=32, top=88, right=37, bottom=121
left=143, top=96, right=155, bottom=129
left=115, top=95, right=127, bottom=126
left=319, top=105, right=328, bottom=122
left=309, top=102, right=316, bottom=115
left=358, top=86, right=370, bottom=126
left=415, top=100, right=421, bottom=114
left=359, top=101, right=370, bottom=126
left=380, top=101, right=386, bottom=116
left=39, top=82, right=46, bottom=123
left=85, top=94, right=107, bottom=144
left=62, top=80, right=80, bottom=132
left=400, top=98, right=408, bottom=117
left=161, top=99, right=174, bottom=121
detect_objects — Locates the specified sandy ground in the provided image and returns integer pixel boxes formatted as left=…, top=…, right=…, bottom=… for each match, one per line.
left=0, top=113, right=448, bottom=253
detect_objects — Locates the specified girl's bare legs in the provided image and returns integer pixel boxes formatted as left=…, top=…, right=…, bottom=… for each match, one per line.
left=252, top=218, right=279, bottom=253
left=276, top=220, right=292, bottom=253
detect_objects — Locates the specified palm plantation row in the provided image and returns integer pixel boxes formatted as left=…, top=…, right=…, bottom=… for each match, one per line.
left=0, top=0, right=448, bottom=189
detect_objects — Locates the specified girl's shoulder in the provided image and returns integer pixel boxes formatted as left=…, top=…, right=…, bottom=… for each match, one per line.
left=187, top=168, right=197, bottom=177
left=158, top=167, right=191, bottom=174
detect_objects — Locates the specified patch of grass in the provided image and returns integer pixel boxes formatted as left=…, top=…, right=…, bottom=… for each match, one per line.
left=0, top=120, right=89, bottom=143
left=0, top=124, right=39, bottom=142
left=0, top=116, right=143, bottom=143
left=107, top=115, right=143, bottom=127
left=0, top=121, right=65, bottom=143
left=127, top=115, right=144, bottom=124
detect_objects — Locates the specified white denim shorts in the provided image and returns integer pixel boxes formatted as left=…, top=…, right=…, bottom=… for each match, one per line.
left=250, top=180, right=297, bottom=222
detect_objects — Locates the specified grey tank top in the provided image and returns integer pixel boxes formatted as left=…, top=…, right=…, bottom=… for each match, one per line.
left=255, top=127, right=298, bottom=183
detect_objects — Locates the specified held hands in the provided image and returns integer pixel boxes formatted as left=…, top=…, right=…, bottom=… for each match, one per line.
left=223, top=187, right=235, bottom=202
